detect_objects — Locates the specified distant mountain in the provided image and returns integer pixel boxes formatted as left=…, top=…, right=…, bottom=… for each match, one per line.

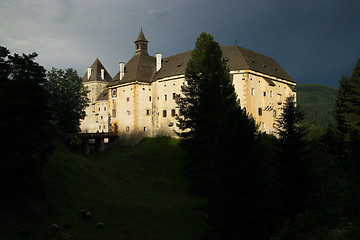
left=296, top=84, right=338, bottom=130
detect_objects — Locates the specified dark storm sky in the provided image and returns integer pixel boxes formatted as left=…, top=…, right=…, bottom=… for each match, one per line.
left=1, top=0, right=359, bottom=87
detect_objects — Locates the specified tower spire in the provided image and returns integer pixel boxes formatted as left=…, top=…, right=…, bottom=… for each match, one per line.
left=134, top=29, right=148, bottom=54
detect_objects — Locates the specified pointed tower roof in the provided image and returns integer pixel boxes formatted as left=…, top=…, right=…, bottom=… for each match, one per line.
left=134, top=28, right=148, bottom=43
left=82, top=58, right=112, bottom=82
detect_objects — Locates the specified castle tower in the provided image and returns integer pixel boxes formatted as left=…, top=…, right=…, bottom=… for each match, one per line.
left=134, top=29, right=148, bottom=54
left=80, top=58, right=112, bottom=133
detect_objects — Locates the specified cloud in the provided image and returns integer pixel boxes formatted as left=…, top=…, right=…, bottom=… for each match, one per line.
left=0, top=0, right=359, bottom=86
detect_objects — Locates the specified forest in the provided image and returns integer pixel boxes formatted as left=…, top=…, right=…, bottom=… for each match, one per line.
left=1, top=32, right=360, bottom=239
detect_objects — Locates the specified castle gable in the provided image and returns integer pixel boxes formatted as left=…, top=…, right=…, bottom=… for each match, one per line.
left=82, top=58, right=112, bottom=82
left=108, top=52, right=156, bottom=87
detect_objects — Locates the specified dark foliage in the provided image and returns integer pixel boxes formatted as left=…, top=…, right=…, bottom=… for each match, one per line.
left=274, top=96, right=313, bottom=219
left=176, top=33, right=282, bottom=239
left=45, top=68, right=89, bottom=134
left=335, top=59, right=360, bottom=135
left=0, top=46, right=53, bottom=191
left=274, top=59, right=360, bottom=240
left=176, top=32, right=237, bottom=196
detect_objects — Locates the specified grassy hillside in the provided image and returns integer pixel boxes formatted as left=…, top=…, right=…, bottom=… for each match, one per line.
left=297, top=84, right=338, bottom=130
left=1, top=138, right=204, bottom=240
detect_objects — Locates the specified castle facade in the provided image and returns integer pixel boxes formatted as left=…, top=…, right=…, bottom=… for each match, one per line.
left=80, top=30, right=296, bottom=144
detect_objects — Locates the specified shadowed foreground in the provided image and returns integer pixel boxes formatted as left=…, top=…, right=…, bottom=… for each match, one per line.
left=0, top=137, right=205, bottom=240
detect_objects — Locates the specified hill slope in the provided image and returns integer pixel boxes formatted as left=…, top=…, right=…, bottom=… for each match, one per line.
left=1, top=138, right=204, bottom=240
left=297, top=84, right=338, bottom=129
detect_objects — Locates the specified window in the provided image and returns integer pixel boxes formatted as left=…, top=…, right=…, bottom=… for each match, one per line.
left=251, top=88, right=255, bottom=96
left=258, top=108, right=262, bottom=116
left=168, top=122, right=174, bottom=127
left=144, top=127, right=147, bottom=131
left=126, top=97, right=130, bottom=102
left=263, top=91, right=266, bottom=97
left=163, top=110, right=167, bottom=117
left=173, top=93, right=176, bottom=99
left=165, top=94, right=167, bottom=101
left=149, top=96, right=152, bottom=101
left=111, top=89, right=117, bottom=98
left=127, top=111, right=131, bottom=115
left=126, top=126, right=130, bottom=132
left=104, top=107, right=106, bottom=111
left=112, top=110, right=116, bottom=117
left=101, top=116, right=103, bottom=120
left=262, top=122, right=266, bottom=128
left=146, top=109, right=151, bottom=115
left=171, top=109, right=176, bottom=117
left=273, top=110, right=277, bottom=117
left=270, top=90, right=273, bottom=97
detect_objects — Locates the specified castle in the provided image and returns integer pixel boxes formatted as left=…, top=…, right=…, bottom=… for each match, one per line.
left=80, top=30, right=296, bottom=144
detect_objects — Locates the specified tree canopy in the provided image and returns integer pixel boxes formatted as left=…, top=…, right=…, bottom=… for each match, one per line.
left=45, top=68, right=89, bottom=133
left=0, top=46, right=53, bottom=189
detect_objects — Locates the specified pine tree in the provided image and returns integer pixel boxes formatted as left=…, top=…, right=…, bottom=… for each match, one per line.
left=203, top=105, right=282, bottom=240
left=176, top=32, right=237, bottom=196
left=275, top=95, right=312, bottom=219
left=335, top=59, right=360, bottom=134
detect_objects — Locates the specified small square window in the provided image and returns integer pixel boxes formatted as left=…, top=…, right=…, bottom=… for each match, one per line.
left=146, top=109, right=151, bottom=115
left=127, top=111, right=131, bottom=115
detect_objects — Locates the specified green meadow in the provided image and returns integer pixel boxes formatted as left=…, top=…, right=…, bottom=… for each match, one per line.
left=1, top=137, right=205, bottom=240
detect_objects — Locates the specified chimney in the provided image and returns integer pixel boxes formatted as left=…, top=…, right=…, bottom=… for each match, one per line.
left=87, top=68, right=92, bottom=79
left=119, top=62, right=125, bottom=80
left=156, top=53, right=162, bottom=72
left=101, top=69, right=105, bottom=80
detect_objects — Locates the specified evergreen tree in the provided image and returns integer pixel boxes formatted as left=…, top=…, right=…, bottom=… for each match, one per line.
left=45, top=68, right=89, bottom=133
left=176, top=33, right=280, bottom=239
left=176, top=32, right=237, bottom=196
left=335, top=59, right=360, bottom=134
left=0, top=47, right=53, bottom=190
left=275, top=95, right=312, bottom=219
left=204, top=105, right=281, bottom=240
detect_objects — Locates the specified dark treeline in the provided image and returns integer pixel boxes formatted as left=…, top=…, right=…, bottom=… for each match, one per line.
left=177, top=33, right=360, bottom=239
left=0, top=46, right=88, bottom=194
